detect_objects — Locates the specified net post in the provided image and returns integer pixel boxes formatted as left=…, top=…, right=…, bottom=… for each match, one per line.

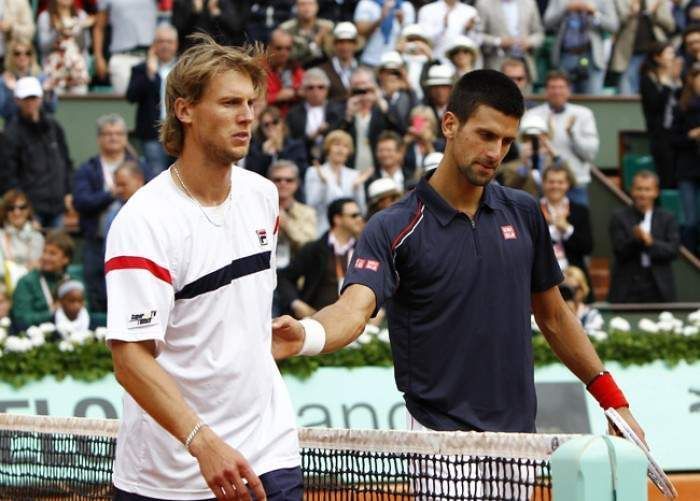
left=550, top=435, right=648, bottom=501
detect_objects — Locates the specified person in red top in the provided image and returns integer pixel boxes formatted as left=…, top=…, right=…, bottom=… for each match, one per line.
left=266, top=29, right=304, bottom=117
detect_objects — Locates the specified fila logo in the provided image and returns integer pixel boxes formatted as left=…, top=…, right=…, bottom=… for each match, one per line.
left=501, top=225, right=517, bottom=240
left=256, top=229, right=268, bottom=246
left=354, top=258, right=380, bottom=272
left=128, top=310, right=157, bottom=328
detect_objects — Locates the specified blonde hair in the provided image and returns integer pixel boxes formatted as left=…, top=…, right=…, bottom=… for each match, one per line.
left=159, top=33, right=267, bottom=157
left=6, top=38, right=41, bottom=77
left=563, top=266, right=590, bottom=301
left=323, top=129, right=354, bottom=156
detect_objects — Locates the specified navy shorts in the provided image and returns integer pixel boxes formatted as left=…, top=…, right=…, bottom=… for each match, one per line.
left=114, top=466, right=303, bottom=501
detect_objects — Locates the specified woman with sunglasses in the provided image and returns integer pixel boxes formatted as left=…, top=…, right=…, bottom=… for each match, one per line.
left=245, top=105, right=308, bottom=179
left=0, top=38, right=57, bottom=121
left=0, top=189, right=44, bottom=292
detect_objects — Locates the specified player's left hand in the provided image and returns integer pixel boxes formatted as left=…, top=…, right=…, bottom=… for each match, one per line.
left=271, top=315, right=304, bottom=360
left=608, top=406, right=648, bottom=449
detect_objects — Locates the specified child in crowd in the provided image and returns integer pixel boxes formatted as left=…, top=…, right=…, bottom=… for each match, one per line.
left=54, top=280, right=90, bottom=334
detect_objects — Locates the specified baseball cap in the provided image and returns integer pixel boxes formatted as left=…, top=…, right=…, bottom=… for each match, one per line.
left=379, top=51, right=404, bottom=70
left=423, top=152, right=443, bottom=173
left=368, top=178, right=402, bottom=205
left=519, top=113, right=548, bottom=136
left=333, top=22, right=358, bottom=41
left=14, top=77, right=43, bottom=99
left=424, top=64, right=455, bottom=87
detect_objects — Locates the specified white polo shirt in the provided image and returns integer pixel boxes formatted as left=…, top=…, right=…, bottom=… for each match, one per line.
left=105, top=168, right=299, bottom=500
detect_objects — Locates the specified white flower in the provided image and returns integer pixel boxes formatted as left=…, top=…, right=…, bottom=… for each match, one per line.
left=94, top=327, right=108, bottom=341
left=58, top=340, right=74, bottom=352
left=0, top=328, right=7, bottom=344
left=638, top=318, right=660, bottom=334
left=362, top=324, right=380, bottom=337
left=0, top=317, right=11, bottom=328
left=68, top=330, right=93, bottom=346
left=4, top=336, right=33, bottom=352
left=609, top=317, right=631, bottom=332
left=683, top=325, right=699, bottom=337
left=530, top=315, right=541, bottom=332
left=39, top=322, right=55, bottom=335
left=26, top=326, right=42, bottom=338
left=687, top=310, right=700, bottom=326
left=377, top=329, right=390, bottom=344
left=656, top=320, right=675, bottom=333
left=588, top=330, right=608, bottom=341
left=356, top=332, right=373, bottom=345
left=658, top=311, right=675, bottom=322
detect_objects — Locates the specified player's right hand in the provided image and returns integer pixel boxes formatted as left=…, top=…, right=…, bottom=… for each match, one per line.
left=271, top=315, right=305, bottom=360
left=189, top=427, right=266, bottom=500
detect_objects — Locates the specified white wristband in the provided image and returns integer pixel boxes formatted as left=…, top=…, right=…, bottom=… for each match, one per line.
left=298, top=318, right=326, bottom=356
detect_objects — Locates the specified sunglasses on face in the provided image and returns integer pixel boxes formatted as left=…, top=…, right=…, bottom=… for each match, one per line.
left=272, top=177, right=297, bottom=183
left=8, top=204, right=28, bottom=212
left=305, top=84, right=327, bottom=90
left=510, top=75, right=527, bottom=82
left=262, top=118, right=280, bottom=127
left=351, top=87, right=372, bottom=96
left=13, top=51, right=31, bottom=57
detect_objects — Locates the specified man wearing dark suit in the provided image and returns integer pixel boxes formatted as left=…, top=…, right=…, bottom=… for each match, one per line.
left=277, top=197, right=364, bottom=318
left=125, top=24, right=178, bottom=176
left=609, top=170, right=680, bottom=303
left=317, top=22, right=359, bottom=101
left=286, top=67, right=345, bottom=163
left=367, top=130, right=415, bottom=191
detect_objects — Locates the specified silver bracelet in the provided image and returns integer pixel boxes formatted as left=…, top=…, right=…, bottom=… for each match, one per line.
left=184, top=421, right=206, bottom=450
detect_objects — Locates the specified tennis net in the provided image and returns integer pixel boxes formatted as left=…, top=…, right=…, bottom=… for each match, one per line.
left=0, top=413, right=577, bottom=500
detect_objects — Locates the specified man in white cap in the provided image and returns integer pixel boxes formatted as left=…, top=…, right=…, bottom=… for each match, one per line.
left=399, top=24, right=435, bottom=100
left=377, top=51, right=417, bottom=132
left=354, top=0, right=415, bottom=67
left=444, top=35, right=480, bottom=77
left=417, top=0, right=480, bottom=64
left=367, top=176, right=403, bottom=218
left=318, top=21, right=360, bottom=101
left=3, top=77, right=73, bottom=229
left=422, top=64, right=455, bottom=135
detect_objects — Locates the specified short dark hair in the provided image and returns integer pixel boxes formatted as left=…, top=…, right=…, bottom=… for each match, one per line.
left=446, top=69, right=524, bottom=125
left=327, top=197, right=356, bottom=228
left=45, top=230, right=75, bottom=262
left=633, top=169, right=659, bottom=187
left=545, top=70, right=570, bottom=86
left=542, top=163, right=577, bottom=187
left=376, top=130, right=403, bottom=149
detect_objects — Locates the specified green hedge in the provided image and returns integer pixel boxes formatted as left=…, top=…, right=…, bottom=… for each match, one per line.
left=0, top=330, right=699, bottom=388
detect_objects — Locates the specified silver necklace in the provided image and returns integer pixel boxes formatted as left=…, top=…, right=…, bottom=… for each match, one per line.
left=173, top=164, right=231, bottom=228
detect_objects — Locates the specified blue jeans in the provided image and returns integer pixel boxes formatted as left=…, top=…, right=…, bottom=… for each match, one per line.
left=114, top=466, right=303, bottom=500
left=618, top=54, right=645, bottom=95
left=679, top=179, right=700, bottom=253
left=560, top=50, right=605, bottom=95
left=142, top=140, right=170, bottom=177
left=567, top=185, right=589, bottom=206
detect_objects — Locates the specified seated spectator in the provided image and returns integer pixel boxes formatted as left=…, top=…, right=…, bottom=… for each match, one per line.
left=403, top=105, right=445, bottom=180
left=171, top=0, right=247, bottom=52
left=11, top=230, right=81, bottom=331
left=54, top=279, right=90, bottom=334
left=105, top=161, right=146, bottom=235
left=526, top=71, right=599, bottom=206
left=613, top=0, right=674, bottom=95
left=126, top=23, right=178, bottom=176
left=0, top=0, right=35, bottom=68
left=266, top=28, right=304, bottom=116
left=280, top=0, right=335, bottom=68
left=0, top=189, right=44, bottom=292
left=286, top=68, right=344, bottom=163
left=544, top=0, right=619, bottom=95
left=670, top=63, right=700, bottom=254
left=396, top=23, right=435, bottom=101
left=560, top=266, right=603, bottom=332
left=501, top=57, right=535, bottom=106
left=377, top=51, right=418, bottom=134
left=499, top=113, right=552, bottom=195
left=477, top=0, right=544, bottom=82
left=444, top=35, right=479, bottom=78
left=0, top=284, right=11, bottom=320
left=248, top=0, right=294, bottom=44
left=73, top=114, right=146, bottom=313
left=4, top=77, right=72, bottom=229
left=367, top=176, right=402, bottom=218
left=640, top=41, right=681, bottom=190
left=417, top=0, right=480, bottom=64
left=317, top=21, right=360, bottom=101
left=339, top=66, right=400, bottom=172
left=369, top=130, right=412, bottom=190
left=246, top=105, right=308, bottom=179
left=0, top=38, right=57, bottom=122
left=422, top=64, right=455, bottom=135
left=540, top=164, right=594, bottom=300
left=278, top=197, right=364, bottom=317
left=609, top=170, right=680, bottom=303
left=354, top=0, right=415, bottom=67
left=92, top=0, right=157, bottom=94
left=305, top=129, right=367, bottom=235
left=40, top=0, right=92, bottom=95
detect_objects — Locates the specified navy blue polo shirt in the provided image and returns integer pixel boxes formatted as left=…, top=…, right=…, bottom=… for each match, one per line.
left=342, top=176, right=563, bottom=433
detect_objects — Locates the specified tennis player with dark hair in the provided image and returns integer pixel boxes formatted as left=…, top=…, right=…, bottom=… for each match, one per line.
left=105, top=35, right=301, bottom=500
left=273, top=70, right=644, bottom=441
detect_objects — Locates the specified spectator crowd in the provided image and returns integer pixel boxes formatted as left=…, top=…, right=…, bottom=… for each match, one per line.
left=0, top=0, right=697, bottom=337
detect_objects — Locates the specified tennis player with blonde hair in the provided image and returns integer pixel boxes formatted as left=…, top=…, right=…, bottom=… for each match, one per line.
left=105, top=34, right=302, bottom=500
